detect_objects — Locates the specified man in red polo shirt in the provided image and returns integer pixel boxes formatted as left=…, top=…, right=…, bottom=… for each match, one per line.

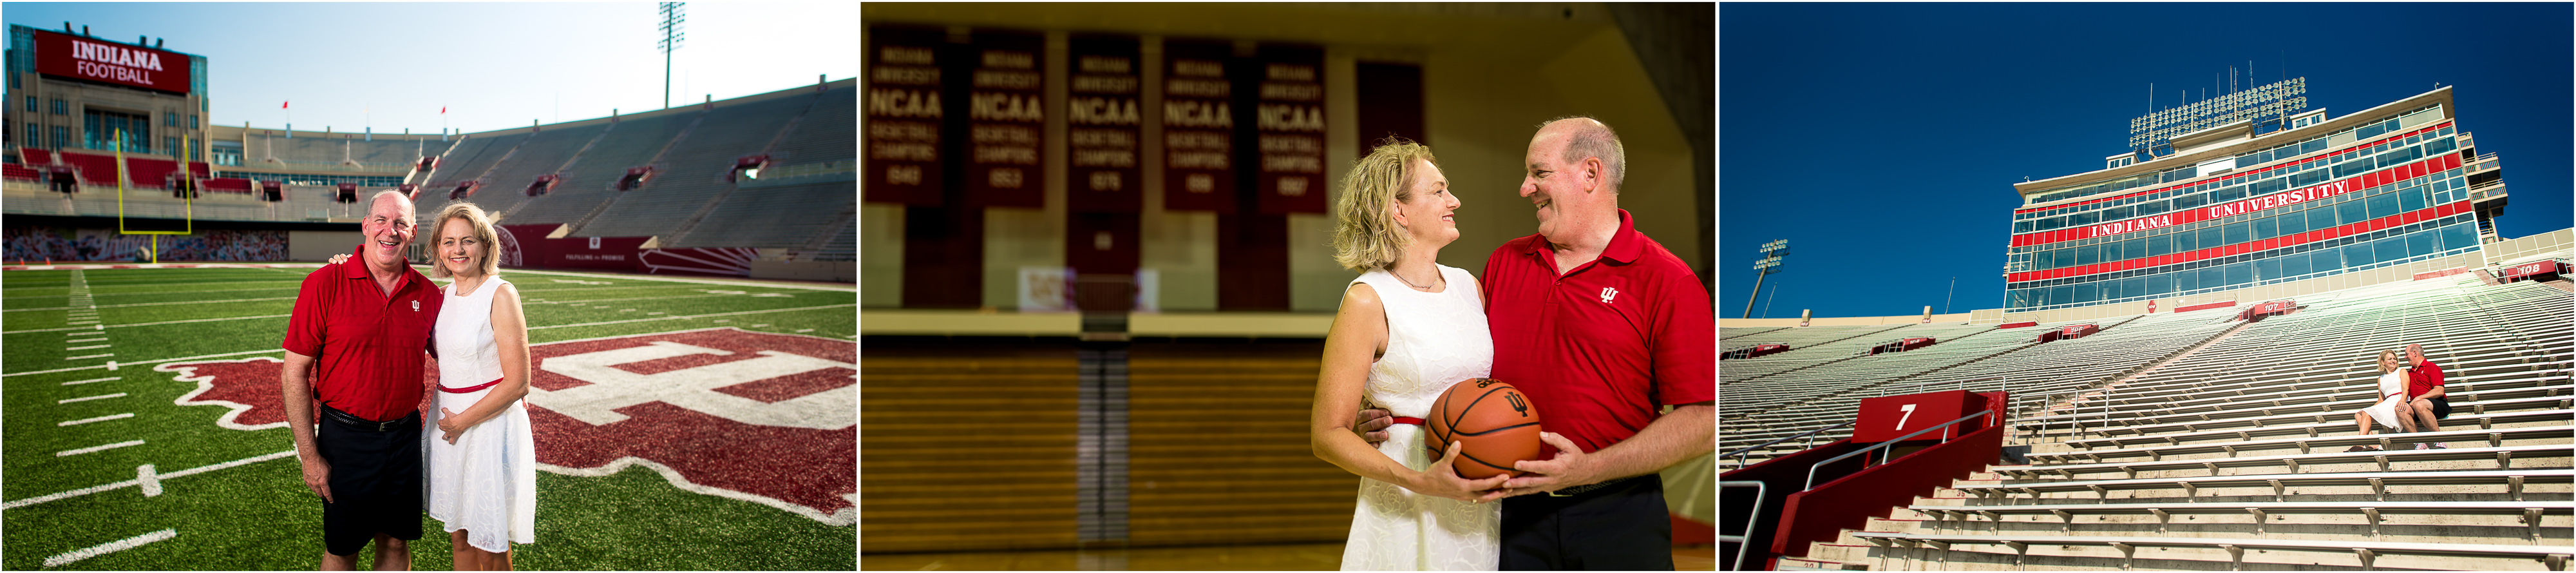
left=280, top=189, right=443, bottom=570
left=2403, top=343, right=2450, bottom=449
left=1477, top=117, right=1715, bottom=570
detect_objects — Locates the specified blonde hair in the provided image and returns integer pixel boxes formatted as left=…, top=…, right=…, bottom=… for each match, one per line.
left=1331, top=138, right=1437, bottom=272
left=427, top=202, right=502, bottom=279
left=2376, top=349, right=2400, bottom=373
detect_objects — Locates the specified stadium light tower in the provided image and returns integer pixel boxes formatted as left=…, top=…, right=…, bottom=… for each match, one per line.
left=1744, top=239, right=1787, bottom=319
left=658, top=2, right=687, bottom=110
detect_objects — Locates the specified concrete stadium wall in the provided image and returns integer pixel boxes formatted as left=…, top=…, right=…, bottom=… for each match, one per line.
left=287, top=230, right=362, bottom=261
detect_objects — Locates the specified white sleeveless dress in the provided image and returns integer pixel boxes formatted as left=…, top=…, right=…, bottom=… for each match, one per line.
left=1339, top=266, right=1501, bottom=571
left=425, top=277, right=538, bottom=553
left=2362, top=370, right=2410, bottom=429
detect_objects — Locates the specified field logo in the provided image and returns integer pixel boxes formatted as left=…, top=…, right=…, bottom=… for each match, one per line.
left=157, top=356, right=301, bottom=431
left=158, top=328, right=856, bottom=525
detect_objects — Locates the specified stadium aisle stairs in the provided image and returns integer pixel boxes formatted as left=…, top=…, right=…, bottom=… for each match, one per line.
left=1776, top=273, right=2575, bottom=571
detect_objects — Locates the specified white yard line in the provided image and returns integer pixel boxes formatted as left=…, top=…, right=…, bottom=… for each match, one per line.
left=3, top=348, right=283, bottom=378
left=3, top=296, right=299, bottom=313
left=68, top=344, right=113, bottom=351
left=56, top=440, right=145, bottom=457
left=64, top=353, right=116, bottom=360
left=5, top=313, right=292, bottom=335
left=62, top=376, right=120, bottom=385
left=41, top=529, right=176, bottom=567
left=59, top=393, right=127, bottom=403
left=59, top=413, right=134, bottom=426
left=68, top=338, right=108, bottom=343
left=5, top=450, right=294, bottom=510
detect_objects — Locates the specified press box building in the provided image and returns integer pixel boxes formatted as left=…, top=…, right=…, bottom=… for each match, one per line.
left=2000, top=84, right=2510, bottom=318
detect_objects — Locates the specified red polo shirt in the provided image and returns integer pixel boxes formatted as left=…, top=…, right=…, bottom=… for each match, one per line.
left=281, top=246, right=442, bottom=422
left=2407, top=360, right=2445, bottom=398
left=1482, top=209, right=1716, bottom=456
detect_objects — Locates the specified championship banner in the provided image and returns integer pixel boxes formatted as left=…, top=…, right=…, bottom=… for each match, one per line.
left=31, top=29, right=193, bottom=94
left=966, top=30, right=1045, bottom=208
left=1255, top=44, right=1327, bottom=215
left=864, top=24, right=945, bottom=206
left=1160, top=39, right=1236, bottom=213
left=1066, top=35, right=1142, bottom=213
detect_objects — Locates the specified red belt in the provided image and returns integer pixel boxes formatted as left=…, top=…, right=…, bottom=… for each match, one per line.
left=1392, top=417, right=1425, bottom=426
left=439, top=377, right=504, bottom=394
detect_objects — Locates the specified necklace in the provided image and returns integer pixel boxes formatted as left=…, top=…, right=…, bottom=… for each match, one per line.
left=1390, top=266, right=1443, bottom=291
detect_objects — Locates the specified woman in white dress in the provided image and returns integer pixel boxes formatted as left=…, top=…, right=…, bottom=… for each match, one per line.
left=391, top=202, right=538, bottom=570
left=2348, top=349, right=2418, bottom=451
left=1311, top=139, right=1510, bottom=570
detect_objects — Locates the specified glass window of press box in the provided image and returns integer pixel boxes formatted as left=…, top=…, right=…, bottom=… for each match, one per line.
left=2002, top=215, right=2483, bottom=311
left=2013, top=124, right=2456, bottom=235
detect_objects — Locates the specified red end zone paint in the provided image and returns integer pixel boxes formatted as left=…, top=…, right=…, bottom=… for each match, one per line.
left=156, top=327, right=855, bottom=525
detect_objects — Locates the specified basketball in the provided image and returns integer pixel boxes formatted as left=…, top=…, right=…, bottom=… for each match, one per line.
left=1425, top=378, right=1544, bottom=479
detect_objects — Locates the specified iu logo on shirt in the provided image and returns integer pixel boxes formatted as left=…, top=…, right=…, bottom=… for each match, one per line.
left=1599, top=287, right=1618, bottom=304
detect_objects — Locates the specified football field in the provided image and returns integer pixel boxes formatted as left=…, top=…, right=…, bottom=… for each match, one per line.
left=3, top=265, right=856, bottom=570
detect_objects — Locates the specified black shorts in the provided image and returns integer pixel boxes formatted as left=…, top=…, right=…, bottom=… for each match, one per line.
left=1499, top=474, right=1672, bottom=570
left=316, top=405, right=423, bottom=557
left=2421, top=396, right=2451, bottom=420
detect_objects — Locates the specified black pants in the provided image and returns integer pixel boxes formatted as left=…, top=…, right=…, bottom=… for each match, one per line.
left=2422, top=396, right=2452, bottom=420
left=316, top=405, right=424, bottom=557
left=1500, top=474, right=1672, bottom=570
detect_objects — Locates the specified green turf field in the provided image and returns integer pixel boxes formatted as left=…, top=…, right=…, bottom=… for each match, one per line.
left=3, top=266, right=857, bottom=570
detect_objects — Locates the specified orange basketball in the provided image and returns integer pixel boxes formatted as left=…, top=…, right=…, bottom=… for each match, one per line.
left=1425, top=378, right=1542, bottom=479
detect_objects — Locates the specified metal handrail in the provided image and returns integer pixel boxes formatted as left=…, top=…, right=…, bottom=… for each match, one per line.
left=1718, top=480, right=1766, bottom=571
left=1723, top=420, right=1855, bottom=471
left=2021, top=386, right=2114, bottom=443
left=1805, top=409, right=1995, bottom=490
left=1916, top=375, right=2006, bottom=396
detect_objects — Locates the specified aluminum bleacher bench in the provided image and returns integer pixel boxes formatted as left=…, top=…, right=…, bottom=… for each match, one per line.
left=1852, top=531, right=2572, bottom=570
left=2000, top=438, right=2573, bottom=481
left=1911, top=500, right=2571, bottom=537
left=2061, top=403, right=2573, bottom=451
left=2028, top=425, right=2572, bottom=466
left=1956, top=469, right=2574, bottom=503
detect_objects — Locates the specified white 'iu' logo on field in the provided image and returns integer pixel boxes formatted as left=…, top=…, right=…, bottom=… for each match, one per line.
left=1600, top=287, right=1618, bottom=304
left=526, top=341, right=855, bottom=430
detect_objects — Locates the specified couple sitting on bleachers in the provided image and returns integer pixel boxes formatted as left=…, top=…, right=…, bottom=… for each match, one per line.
left=2348, top=344, right=2451, bottom=451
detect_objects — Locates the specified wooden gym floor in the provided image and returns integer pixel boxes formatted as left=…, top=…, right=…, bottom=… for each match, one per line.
left=860, top=542, right=1718, bottom=570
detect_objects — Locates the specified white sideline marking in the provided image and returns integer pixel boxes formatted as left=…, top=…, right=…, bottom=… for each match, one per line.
left=3, top=349, right=284, bottom=378
left=59, top=393, right=126, bottom=403
left=62, top=376, right=120, bottom=385
left=41, top=529, right=176, bottom=567
left=137, top=465, right=162, bottom=497
left=3, top=313, right=292, bottom=335
left=65, top=353, right=115, bottom=360
left=59, top=413, right=134, bottom=426
left=57, top=440, right=145, bottom=456
left=3, top=450, right=294, bottom=510
left=68, top=344, right=112, bottom=351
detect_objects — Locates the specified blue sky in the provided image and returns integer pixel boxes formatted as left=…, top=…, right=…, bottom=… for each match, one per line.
left=5, top=3, right=857, bottom=135
left=1718, top=3, right=2573, bottom=319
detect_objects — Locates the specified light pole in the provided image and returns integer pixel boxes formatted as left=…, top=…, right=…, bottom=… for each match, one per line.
left=658, top=3, right=687, bottom=110
left=1743, top=239, right=1788, bottom=319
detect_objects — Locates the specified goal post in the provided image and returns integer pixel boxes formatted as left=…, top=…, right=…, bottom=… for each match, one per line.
left=115, top=129, right=193, bottom=264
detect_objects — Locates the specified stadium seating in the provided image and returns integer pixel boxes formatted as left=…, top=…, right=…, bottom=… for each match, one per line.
left=1738, top=267, right=2575, bottom=570
left=500, top=112, right=698, bottom=225
left=574, top=90, right=815, bottom=239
